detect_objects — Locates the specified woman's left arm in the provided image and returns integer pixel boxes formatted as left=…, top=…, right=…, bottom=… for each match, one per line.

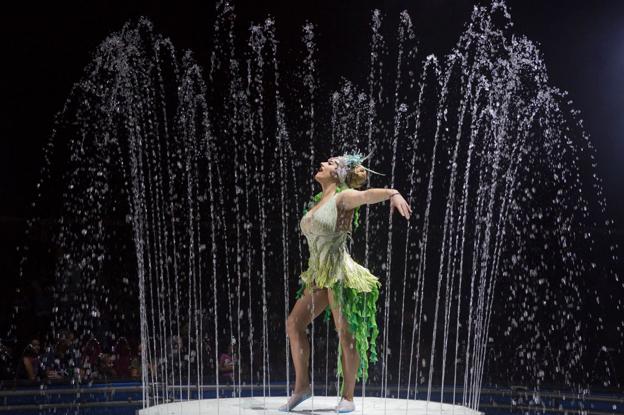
left=337, top=188, right=412, bottom=220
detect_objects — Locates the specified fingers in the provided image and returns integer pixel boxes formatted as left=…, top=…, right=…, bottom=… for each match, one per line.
left=393, top=204, right=403, bottom=219
left=395, top=202, right=405, bottom=219
left=399, top=201, right=411, bottom=220
left=390, top=195, right=412, bottom=220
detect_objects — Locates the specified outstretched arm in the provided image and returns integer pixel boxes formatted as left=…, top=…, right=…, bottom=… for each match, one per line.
left=337, top=188, right=412, bottom=220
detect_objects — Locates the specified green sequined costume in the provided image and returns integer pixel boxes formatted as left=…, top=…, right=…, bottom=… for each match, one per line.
left=297, top=190, right=380, bottom=389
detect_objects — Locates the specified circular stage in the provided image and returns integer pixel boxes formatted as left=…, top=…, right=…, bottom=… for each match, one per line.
left=138, top=396, right=482, bottom=414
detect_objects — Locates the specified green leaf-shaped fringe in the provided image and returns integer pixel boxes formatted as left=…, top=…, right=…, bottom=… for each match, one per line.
left=300, top=250, right=378, bottom=293
left=333, top=282, right=380, bottom=393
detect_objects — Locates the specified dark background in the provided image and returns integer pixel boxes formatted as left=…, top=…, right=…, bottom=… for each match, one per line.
left=1, top=0, right=622, bottom=351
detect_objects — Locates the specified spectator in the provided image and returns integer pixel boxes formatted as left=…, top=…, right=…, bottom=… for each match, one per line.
left=218, top=339, right=237, bottom=384
left=41, top=333, right=74, bottom=381
left=129, top=342, right=142, bottom=379
left=96, top=352, right=117, bottom=380
left=81, top=336, right=102, bottom=381
left=16, top=338, right=41, bottom=381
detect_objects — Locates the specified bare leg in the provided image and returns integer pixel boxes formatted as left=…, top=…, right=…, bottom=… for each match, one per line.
left=286, top=287, right=329, bottom=394
left=328, top=288, right=360, bottom=401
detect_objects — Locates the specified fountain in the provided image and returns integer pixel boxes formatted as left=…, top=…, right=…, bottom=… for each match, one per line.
left=8, top=1, right=622, bottom=414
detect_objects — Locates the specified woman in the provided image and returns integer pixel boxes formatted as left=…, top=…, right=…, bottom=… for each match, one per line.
left=279, top=152, right=411, bottom=412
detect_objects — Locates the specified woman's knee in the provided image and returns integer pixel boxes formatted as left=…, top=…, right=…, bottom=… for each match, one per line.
left=286, top=315, right=305, bottom=336
left=335, top=326, right=356, bottom=347
left=341, top=338, right=359, bottom=358
left=335, top=325, right=352, bottom=342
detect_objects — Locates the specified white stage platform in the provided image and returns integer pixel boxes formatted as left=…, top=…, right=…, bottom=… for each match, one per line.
left=138, top=396, right=482, bottom=415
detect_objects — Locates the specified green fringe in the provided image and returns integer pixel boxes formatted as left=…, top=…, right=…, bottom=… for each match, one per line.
left=300, top=250, right=380, bottom=294
left=333, top=282, right=380, bottom=392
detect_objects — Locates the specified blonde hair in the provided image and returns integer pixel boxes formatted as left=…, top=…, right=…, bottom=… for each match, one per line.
left=345, top=165, right=367, bottom=189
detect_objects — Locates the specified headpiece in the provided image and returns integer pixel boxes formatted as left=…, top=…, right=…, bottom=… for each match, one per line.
left=332, top=150, right=385, bottom=186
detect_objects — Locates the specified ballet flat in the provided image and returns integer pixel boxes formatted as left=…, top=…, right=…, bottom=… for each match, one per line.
left=335, top=397, right=355, bottom=413
left=277, top=390, right=312, bottom=412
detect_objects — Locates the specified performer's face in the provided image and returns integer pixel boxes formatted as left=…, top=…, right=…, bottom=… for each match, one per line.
left=314, top=157, right=340, bottom=184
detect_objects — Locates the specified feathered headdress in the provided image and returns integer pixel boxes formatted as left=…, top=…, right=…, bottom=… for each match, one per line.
left=333, top=150, right=385, bottom=186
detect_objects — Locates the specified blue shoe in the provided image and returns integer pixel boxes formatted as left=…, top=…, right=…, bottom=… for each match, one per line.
left=278, top=390, right=312, bottom=412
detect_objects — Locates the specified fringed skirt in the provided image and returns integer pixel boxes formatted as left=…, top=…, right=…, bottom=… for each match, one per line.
left=296, top=251, right=380, bottom=386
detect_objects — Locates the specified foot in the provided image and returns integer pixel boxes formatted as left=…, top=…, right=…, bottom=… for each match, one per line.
left=278, top=388, right=312, bottom=412
left=335, top=397, right=355, bottom=413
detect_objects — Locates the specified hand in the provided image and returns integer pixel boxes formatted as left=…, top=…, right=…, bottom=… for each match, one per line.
left=46, top=369, right=62, bottom=380
left=389, top=192, right=411, bottom=220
